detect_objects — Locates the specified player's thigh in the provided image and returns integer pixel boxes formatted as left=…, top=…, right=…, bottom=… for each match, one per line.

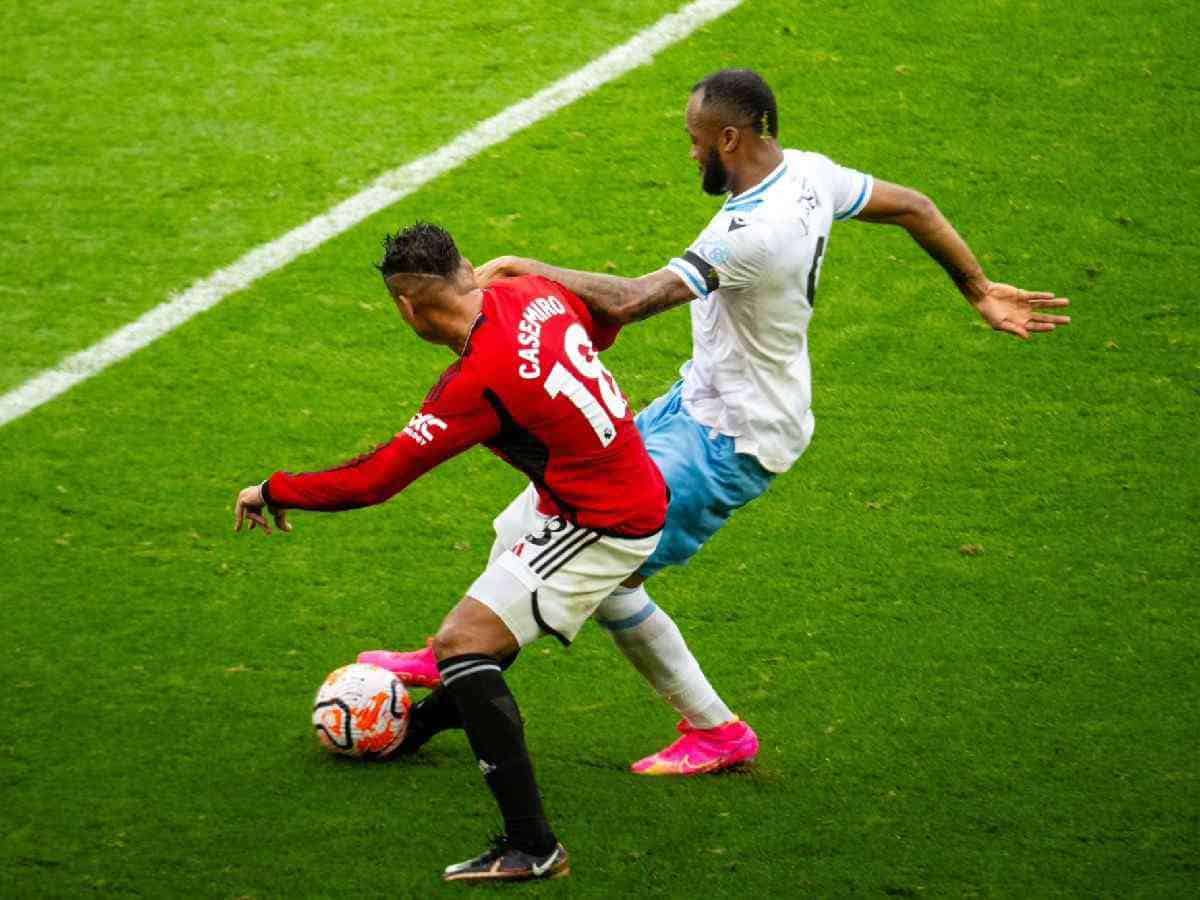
left=469, top=519, right=659, bottom=647
left=641, top=408, right=722, bottom=530
left=640, top=434, right=773, bottom=576
left=535, top=530, right=660, bottom=644
left=489, top=482, right=541, bottom=564
left=633, top=381, right=683, bottom=437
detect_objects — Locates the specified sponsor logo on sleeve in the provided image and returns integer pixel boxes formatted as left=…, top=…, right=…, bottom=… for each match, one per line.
left=697, top=239, right=731, bottom=265
left=404, top=412, right=448, bottom=445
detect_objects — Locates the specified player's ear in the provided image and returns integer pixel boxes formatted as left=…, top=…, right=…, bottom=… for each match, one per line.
left=393, top=292, right=417, bottom=325
left=385, top=273, right=417, bottom=320
left=720, top=125, right=741, bottom=154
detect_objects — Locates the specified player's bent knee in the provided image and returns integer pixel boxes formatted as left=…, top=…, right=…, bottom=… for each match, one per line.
left=433, top=596, right=520, bottom=661
left=431, top=624, right=463, bottom=661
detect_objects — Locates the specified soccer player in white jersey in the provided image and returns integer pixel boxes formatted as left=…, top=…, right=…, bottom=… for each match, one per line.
left=366, top=68, right=1070, bottom=776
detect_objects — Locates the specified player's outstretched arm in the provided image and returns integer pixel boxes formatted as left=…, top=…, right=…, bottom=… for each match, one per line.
left=856, top=180, right=1070, bottom=340
left=477, top=256, right=693, bottom=325
left=232, top=429, right=467, bottom=537
left=232, top=374, right=500, bottom=536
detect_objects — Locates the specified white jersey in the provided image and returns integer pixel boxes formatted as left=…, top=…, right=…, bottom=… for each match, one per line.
left=665, top=149, right=873, bottom=473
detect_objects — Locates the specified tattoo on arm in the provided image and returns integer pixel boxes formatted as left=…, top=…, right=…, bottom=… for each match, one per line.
left=625, top=274, right=693, bottom=322
left=513, top=260, right=693, bottom=324
left=511, top=260, right=630, bottom=317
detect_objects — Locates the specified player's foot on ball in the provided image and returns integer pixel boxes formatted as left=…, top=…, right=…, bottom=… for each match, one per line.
left=630, top=716, right=759, bottom=776
left=442, top=835, right=569, bottom=883
left=357, top=638, right=440, bottom=688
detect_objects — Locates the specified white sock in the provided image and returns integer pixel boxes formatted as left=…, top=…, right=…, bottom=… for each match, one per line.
left=595, top=585, right=734, bottom=729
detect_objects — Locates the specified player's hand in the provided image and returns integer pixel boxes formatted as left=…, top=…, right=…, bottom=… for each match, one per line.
left=971, top=281, right=1071, bottom=340
left=233, top=483, right=291, bottom=535
left=476, top=256, right=526, bottom=288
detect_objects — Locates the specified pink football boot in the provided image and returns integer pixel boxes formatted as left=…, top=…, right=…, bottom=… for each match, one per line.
left=630, top=717, right=759, bottom=776
left=357, top=638, right=441, bottom=688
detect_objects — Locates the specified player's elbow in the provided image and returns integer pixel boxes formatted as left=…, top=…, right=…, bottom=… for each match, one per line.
left=913, top=191, right=938, bottom=219
left=900, top=190, right=938, bottom=228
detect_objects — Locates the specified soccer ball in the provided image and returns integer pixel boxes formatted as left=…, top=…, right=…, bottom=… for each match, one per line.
left=312, top=663, right=411, bottom=758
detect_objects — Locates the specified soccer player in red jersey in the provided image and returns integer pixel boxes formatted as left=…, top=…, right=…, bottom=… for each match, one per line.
left=233, top=223, right=667, bottom=883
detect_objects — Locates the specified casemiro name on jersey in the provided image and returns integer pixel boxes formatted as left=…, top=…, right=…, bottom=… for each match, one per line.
left=516, top=295, right=569, bottom=379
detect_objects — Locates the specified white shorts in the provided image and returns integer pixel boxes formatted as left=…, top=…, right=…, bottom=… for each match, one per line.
left=467, top=484, right=661, bottom=647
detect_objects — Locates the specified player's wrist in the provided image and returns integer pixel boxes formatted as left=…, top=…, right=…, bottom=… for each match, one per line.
left=960, top=273, right=990, bottom=304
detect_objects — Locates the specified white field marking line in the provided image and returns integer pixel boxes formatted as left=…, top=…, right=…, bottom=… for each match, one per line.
left=0, top=0, right=744, bottom=430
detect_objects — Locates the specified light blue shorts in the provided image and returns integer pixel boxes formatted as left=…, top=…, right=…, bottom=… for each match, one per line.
left=635, top=381, right=775, bottom=577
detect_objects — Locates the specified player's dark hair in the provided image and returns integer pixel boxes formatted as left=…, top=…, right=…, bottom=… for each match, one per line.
left=692, top=68, right=778, bottom=137
left=377, top=221, right=462, bottom=279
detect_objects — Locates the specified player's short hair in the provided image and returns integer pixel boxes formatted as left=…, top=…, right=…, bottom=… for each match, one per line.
left=377, top=221, right=462, bottom=279
left=692, top=68, right=778, bottom=138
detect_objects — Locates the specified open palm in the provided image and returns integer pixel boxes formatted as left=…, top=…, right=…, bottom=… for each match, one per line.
left=973, top=282, right=1071, bottom=340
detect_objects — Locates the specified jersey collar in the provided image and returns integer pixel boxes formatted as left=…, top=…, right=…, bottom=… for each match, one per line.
left=723, top=158, right=788, bottom=211
left=458, top=312, right=484, bottom=357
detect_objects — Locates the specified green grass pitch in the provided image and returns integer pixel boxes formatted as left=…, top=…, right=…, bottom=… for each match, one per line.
left=2, top=0, right=1197, bottom=896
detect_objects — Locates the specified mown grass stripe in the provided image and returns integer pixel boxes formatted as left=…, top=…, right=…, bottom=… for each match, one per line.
left=0, top=0, right=744, bottom=430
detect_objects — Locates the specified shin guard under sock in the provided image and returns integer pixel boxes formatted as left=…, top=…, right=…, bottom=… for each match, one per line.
left=403, top=649, right=521, bottom=752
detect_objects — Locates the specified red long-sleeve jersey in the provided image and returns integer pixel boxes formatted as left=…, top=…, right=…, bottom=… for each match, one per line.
left=263, top=275, right=667, bottom=537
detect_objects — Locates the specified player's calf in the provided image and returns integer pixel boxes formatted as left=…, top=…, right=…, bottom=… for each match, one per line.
left=434, top=598, right=559, bottom=867
left=596, top=584, right=737, bottom=728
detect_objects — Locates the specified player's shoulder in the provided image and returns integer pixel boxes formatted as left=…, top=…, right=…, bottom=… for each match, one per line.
left=770, top=150, right=827, bottom=197
left=688, top=210, right=777, bottom=278
left=782, top=147, right=869, bottom=190
left=782, top=147, right=838, bottom=171
left=488, top=273, right=555, bottom=297
left=487, top=275, right=582, bottom=320
left=475, top=277, right=598, bottom=379
left=420, top=350, right=488, bottom=417
left=488, top=273, right=579, bottom=302
left=722, top=186, right=789, bottom=245
left=489, top=275, right=590, bottom=328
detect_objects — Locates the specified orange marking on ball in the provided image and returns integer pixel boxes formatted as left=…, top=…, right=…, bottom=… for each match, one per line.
left=351, top=692, right=389, bottom=732
left=357, top=729, right=402, bottom=752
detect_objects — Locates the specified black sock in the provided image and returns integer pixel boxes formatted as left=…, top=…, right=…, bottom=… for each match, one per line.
left=396, top=688, right=463, bottom=754
left=438, top=653, right=556, bottom=856
left=396, top=650, right=521, bottom=755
